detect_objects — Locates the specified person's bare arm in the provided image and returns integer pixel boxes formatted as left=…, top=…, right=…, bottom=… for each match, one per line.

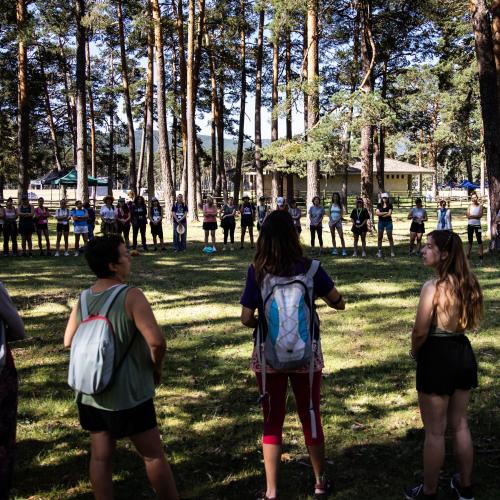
left=423, top=210, right=428, bottom=222
left=411, top=280, right=435, bottom=357
left=64, top=303, right=79, bottom=348
left=0, top=285, right=26, bottom=341
left=126, top=288, right=166, bottom=383
left=322, top=286, right=345, bottom=310
left=407, top=209, right=413, bottom=220
left=241, top=306, right=258, bottom=328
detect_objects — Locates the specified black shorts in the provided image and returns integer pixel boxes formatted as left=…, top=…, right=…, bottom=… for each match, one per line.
left=19, top=222, right=35, bottom=235
left=78, top=398, right=157, bottom=439
left=241, top=218, right=254, bottom=228
left=467, top=225, right=482, bottom=245
left=352, top=225, right=368, bottom=236
left=410, top=222, right=425, bottom=234
left=203, top=221, right=218, bottom=231
left=36, top=222, right=48, bottom=231
left=150, top=223, right=163, bottom=238
left=416, top=335, right=478, bottom=396
left=56, top=223, right=69, bottom=233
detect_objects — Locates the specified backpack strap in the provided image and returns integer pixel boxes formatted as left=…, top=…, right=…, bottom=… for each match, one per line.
left=98, top=284, right=128, bottom=318
left=306, top=259, right=320, bottom=279
left=80, top=290, right=90, bottom=321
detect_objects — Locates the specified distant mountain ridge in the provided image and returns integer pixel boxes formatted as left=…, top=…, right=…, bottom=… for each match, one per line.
left=117, top=131, right=270, bottom=154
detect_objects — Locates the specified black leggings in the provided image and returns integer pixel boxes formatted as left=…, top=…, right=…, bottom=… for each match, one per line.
left=133, top=223, right=147, bottom=248
left=310, top=225, right=323, bottom=247
left=223, top=224, right=235, bottom=244
left=3, top=223, right=18, bottom=254
left=467, top=225, right=482, bottom=245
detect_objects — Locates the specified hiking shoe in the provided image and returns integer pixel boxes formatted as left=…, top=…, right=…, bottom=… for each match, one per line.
left=352, top=251, right=358, bottom=257
left=74, top=251, right=79, bottom=257
left=64, top=251, right=70, bottom=256
left=255, top=492, right=278, bottom=500
left=404, top=484, right=436, bottom=499
left=314, top=477, right=333, bottom=498
left=362, top=251, right=367, bottom=257
left=54, top=251, right=60, bottom=257
left=211, top=246, right=216, bottom=252
left=451, top=473, right=474, bottom=500
left=341, top=249, right=347, bottom=256
left=331, top=248, right=338, bottom=256
left=377, top=250, right=382, bottom=258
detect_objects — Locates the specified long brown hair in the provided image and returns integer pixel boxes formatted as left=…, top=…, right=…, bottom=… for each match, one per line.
left=428, top=230, right=483, bottom=330
left=253, top=210, right=305, bottom=285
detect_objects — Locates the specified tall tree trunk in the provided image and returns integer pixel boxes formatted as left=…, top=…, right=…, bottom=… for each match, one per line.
left=59, top=41, right=77, bottom=166
left=86, top=37, right=97, bottom=180
left=271, top=28, right=280, bottom=202
left=117, top=0, right=137, bottom=191
left=303, top=19, right=308, bottom=141
left=17, top=0, right=29, bottom=200
left=211, top=99, right=217, bottom=192
left=38, top=48, right=63, bottom=172
left=151, top=0, right=174, bottom=222
left=359, top=0, right=375, bottom=219
left=233, top=0, right=246, bottom=206
left=173, top=0, right=188, bottom=200
left=376, top=59, right=388, bottom=192
left=471, top=0, right=500, bottom=242
left=306, top=0, right=319, bottom=210
left=75, top=0, right=88, bottom=202
left=186, top=0, right=197, bottom=218
left=218, top=77, right=227, bottom=199
left=137, top=103, right=147, bottom=194
left=108, top=49, right=114, bottom=196
left=254, top=8, right=265, bottom=198
left=146, top=18, right=155, bottom=199
left=285, top=28, right=293, bottom=200
left=171, top=52, right=178, bottom=190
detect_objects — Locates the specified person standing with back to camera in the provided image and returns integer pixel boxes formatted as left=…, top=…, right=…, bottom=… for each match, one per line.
left=405, top=230, right=483, bottom=500
left=240, top=210, right=345, bottom=500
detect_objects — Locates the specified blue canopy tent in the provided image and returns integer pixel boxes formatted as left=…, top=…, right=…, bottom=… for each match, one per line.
left=459, top=180, right=480, bottom=190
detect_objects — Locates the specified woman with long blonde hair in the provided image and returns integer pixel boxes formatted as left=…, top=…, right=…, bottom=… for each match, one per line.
left=405, top=230, right=483, bottom=500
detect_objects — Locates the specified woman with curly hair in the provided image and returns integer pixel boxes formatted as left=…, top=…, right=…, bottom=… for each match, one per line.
left=405, top=230, right=483, bottom=500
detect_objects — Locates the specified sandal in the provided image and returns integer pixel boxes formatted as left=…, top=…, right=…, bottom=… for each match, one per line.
left=255, top=491, right=278, bottom=500
left=314, top=477, right=333, bottom=499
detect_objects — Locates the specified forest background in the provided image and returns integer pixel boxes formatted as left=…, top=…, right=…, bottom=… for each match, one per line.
left=1, top=0, right=500, bottom=235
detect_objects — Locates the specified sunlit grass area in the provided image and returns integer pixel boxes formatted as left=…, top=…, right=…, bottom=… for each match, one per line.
left=3, top=209, right=499, bottom=499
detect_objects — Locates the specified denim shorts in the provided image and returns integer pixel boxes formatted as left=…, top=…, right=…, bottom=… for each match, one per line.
left=378, top=219, right=393, bottom=232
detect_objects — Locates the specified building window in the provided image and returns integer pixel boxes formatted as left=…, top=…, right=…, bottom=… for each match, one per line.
left=396, top=175, right=400, bottom=179
left=401, top=175, right=405, bottom=179
left=386, top=175, right=389, bottom=179
left=391, top=175, right=395, bottom=179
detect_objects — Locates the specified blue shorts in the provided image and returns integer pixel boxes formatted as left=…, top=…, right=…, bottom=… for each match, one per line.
left=378, top=219, right=393, bottom=232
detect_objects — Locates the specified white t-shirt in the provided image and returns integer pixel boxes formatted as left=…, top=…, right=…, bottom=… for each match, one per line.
left=100, top=205, right=117, bottom=221
left=329, top=204, right=342, bottom=225
left=468, top=204, right=482, bottom=226
left=55, top=208, right=70, bottom=225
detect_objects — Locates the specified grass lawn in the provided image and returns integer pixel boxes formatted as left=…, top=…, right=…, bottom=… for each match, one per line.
left=2, top=208, right=499, bottom=499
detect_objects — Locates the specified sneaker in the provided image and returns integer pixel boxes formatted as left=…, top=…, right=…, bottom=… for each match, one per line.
left=64, top=251, right=70, bottom=256
left=230, top=246, right=235, bottom=251
left=404, top=484, right=436, bottom=499
left=377, top=250, right=382, bottom=258
left=451, top=473, right=474, bottom=500
left=391, top=251, right=396, bottom=257
left=314, top=477, right=333, bottom=499
left=74, top=251, right=79, bottom=257
left=331, top=248, right=338, bottom=256
left=223, top=245, right=227, bottom=251
left=54, top=251, right=60, bottom=257
left=341, top=249, right=347, bottom=256
left=211, top=246, right=216, bottom=252
left=352, top=251, right=358, bottom=257
left=362, top=251, right=367, bottom=258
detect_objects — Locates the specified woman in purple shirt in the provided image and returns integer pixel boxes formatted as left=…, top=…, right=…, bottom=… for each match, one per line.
left=240, top=210, right=345, bottom=500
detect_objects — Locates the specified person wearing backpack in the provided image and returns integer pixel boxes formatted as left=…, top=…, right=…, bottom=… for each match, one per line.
left=0, top=283, right=26, bottom=499
left=64, top=235, right=178, bottom=499
left=240, top=210, right=345, bottom=500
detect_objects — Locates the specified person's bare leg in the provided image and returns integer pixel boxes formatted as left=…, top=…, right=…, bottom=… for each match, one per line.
left=307, top=444, right=326, bottom=484
left=75, top=234, right=80, bottom=252
left=262, top=443, right=281, bottom=499
left=418, top=392, right=449, bottom=495
left=416, top=234, right=423, bottom=253
left=377, top=230, right=383, bottom=252
left=89, top=431, right=115, bottom=500
left=64, top=232, right=69, bottom=252
left=387, top=231, right=394, bottom=253
left=466, top=243, right=472, bottom=258
left=330, top=228, right=336, bottom=250
left=130, top=427, right=179, bottom=500
left=409, top=232, right=416, bottom=253
left=361, top=233, right=367, bottom=254
left=204, top=230, right=209, bottom=247
left=56, top=232, right=61, bottom=253
left=338, top=226, right=346, bottom=250
left=448, top=389, right=473, bottom=488
left=211, top=229, right=216, bottom=246
left=249, top=227, right=254, bottom=247
left=241, top=226, right=246, bottom=247
left=478, top=243, right=484, bottom=259
left=44, top=229, right=50, bottom=252
left=353, top=234, right=359, bottom=254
